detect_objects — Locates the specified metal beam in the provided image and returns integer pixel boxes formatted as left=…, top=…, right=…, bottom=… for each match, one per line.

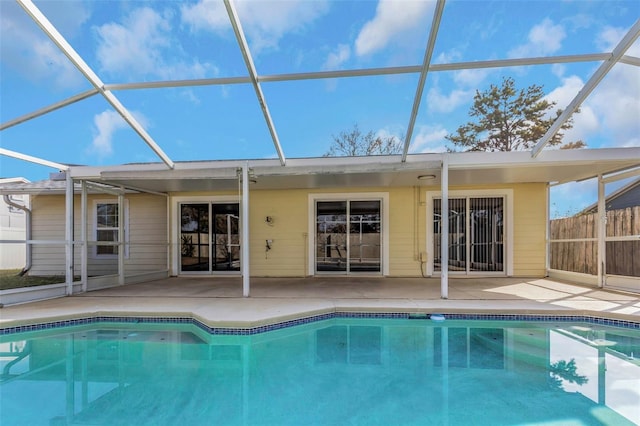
left=65, top=173, right=74, bottom=295
left=402, top=0, right=446, bottom=162
left=0, top=147, right=68, bottom=170
left=532, top=19, right=640, bottom=158
left=223, top=0, right=286, bottom=166
left=105, top=76, right=252, bottom=91
left=619, top=55, right=640, bottom=67
left=16, top=0, right=175, bottom=169
left=1, top=89, right=99, bottom=131
left=104, top=53, right=610, bottom=90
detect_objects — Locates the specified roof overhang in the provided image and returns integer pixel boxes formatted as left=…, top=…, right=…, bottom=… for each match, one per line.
left=1, top=148, right=638, bottom=195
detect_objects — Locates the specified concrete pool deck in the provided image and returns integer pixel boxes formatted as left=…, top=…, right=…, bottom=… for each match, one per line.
left=1, top=276, right=639, bottom=330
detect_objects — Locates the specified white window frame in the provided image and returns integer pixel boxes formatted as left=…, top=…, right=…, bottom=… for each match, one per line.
left=426, top=189, right=514, bottom=276
left=308, top=192, right=390, bottom=276
left=93, top=199, right=129, bottom=259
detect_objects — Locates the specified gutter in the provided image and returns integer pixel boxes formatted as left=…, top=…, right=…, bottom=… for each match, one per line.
left=3, top=195, right=31, bottom=276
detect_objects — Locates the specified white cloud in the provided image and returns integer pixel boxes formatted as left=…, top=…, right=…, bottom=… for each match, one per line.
left=89, top=110, right=148, bottom=158
left=323, top=44, right=351, bottom=70
left=544, top=75, right=599, bottom=144
left=0, top=2, right=86, bottom=89
left=96, top=7, right=217, bottom=80
left=426, top=86, right=473, bottom=114
left=90, top=110, right=128, bottom=157
left=181, top=0, right=329, bottom=53
left=355, top=0, right=434, bottom=56
left=509, top=18, right=566, bottom=58
left=588, top=65, right=640, bottom=147
left=180, top=0, right=229, bottom=33
left=409, top=125, right=448, bottom=153
left=453, top=68, right=491, bottom=88
left=596, top=25, right=640, bottom=56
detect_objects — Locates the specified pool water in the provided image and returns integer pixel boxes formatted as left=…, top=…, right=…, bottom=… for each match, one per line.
left=1, top=318, right=639, bottom=425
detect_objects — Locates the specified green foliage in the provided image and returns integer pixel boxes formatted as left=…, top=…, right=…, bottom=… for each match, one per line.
left=325, top=124, right=402, bottom=156
left=0, top=269, right=70, bottom=290
left=549, top=358, right=589, bottom=390
left=446, top=77, right=586, bottom=152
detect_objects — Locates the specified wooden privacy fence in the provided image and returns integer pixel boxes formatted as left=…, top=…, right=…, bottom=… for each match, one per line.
left=549, top=206, right=640, bottom=277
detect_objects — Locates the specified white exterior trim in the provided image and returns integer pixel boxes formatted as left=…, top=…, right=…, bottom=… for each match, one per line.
left=426, top=189, right=514, bottom=276
left=307, top=192, right=390, bottom=276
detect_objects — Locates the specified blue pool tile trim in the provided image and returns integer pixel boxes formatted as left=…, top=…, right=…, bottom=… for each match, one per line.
left=1, top=312, right=639, bottom=335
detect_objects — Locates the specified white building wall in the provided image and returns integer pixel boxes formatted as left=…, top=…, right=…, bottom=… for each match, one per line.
left=0, top=193, right=28, bottom=270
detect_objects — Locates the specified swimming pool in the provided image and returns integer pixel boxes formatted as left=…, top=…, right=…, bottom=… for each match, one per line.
left=1, top=316, right=639, bottom=425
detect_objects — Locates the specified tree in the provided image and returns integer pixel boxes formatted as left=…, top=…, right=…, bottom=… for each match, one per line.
left=324, top=124, right=402, bottom=156
left=446, top=77, right=586, bottom=152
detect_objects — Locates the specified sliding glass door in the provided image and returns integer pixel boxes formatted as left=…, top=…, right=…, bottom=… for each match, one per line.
left=180, top=203, right=240, bottom=273
left=433, top=197, right=504, bottom=274
left=316, top=200, right=381, bottom=273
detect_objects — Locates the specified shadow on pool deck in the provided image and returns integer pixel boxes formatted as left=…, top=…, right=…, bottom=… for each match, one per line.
left=1, top=276, right=639, bottom=328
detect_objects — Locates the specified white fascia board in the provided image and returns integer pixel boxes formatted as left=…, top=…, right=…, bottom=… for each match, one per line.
left=0, top=177, right=30, bottom=185
left=448, top=147, right=640, bottom=168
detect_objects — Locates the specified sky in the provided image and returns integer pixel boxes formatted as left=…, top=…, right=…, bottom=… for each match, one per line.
left=0, top=0, right=639, bottom=217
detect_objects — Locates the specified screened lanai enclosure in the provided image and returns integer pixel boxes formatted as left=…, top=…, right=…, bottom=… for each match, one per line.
left=1, top=0, right=639, bottom=300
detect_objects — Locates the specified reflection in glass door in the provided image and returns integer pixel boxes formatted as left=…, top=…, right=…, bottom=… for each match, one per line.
left=433, top=197, right=504, bottom=273
left=181, top=204, right=209, bottom=272
left=212, top=204, right=240, bottom=271
left=180, top=203, right=240, bottom=273
left=316, top=200, right=381, bottom=273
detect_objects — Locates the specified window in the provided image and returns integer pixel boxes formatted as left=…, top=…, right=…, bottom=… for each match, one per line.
left=94, top=200, right=128, bottom=257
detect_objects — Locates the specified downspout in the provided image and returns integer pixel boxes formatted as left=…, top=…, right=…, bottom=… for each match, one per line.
left=3, top=195, right=31, bottom=276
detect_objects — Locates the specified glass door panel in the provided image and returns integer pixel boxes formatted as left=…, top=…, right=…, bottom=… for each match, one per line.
left=349, top=200, right=381, bottom=272
left=469, top=197, right=504, bottom=272
left=433, top=197, right=504, bottom=273
left=316, top=201, right=347, bottom=272
left=433, top=198, right=466, bottom=272
left=212, top=203, right=240, bottom=271
left=180, top=204, right=209, bottom=272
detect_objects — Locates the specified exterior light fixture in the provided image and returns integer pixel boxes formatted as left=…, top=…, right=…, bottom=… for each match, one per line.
left=417, top=174, right=436, bottom=181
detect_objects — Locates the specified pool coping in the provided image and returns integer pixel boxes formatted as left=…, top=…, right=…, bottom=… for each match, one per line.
left=2, top=308, right=639, bottom=335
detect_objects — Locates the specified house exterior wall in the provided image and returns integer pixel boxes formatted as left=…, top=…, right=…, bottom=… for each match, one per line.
left=170, top=183, right=546, bottom=278
left=29, top=193, right=167, bottom=277
left=0, top=193, right=28, bottom=270
left=27, top=182, right=547, bottom=278
left=512, top=183, right=547, bottom=276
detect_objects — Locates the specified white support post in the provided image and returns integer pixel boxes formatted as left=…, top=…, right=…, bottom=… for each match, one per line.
left=597, top=176, right=606, bottom=288
left=545, top=184, right=550, bottom=275
left=118, top=192, right=125, bottom=286
left=440, top=155, right=449, bottom=299
left=242, top=163, right=251, bottom=297
left=65, top=173, right=74, bottom=296
left=81, top=181, right=88, bottom=292
left=166, top=196, right=171, bottom=275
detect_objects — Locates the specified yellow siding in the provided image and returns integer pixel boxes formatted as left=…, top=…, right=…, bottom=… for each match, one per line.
left=388, top=188, right=423, bottom=276
left=512, top=183, right=547, bottom=276
left=29, top=193, right=167, bottom=277
left=249, top=189, right=309, bottom=277
left=28, top=183, right=547, bottom=279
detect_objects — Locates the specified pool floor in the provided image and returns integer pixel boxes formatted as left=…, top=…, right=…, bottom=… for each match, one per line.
left=1, top=318, right=639, bottom=425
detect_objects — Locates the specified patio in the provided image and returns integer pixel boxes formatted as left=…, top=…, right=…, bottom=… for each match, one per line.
left=1, top=277, right=639, bottom=330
